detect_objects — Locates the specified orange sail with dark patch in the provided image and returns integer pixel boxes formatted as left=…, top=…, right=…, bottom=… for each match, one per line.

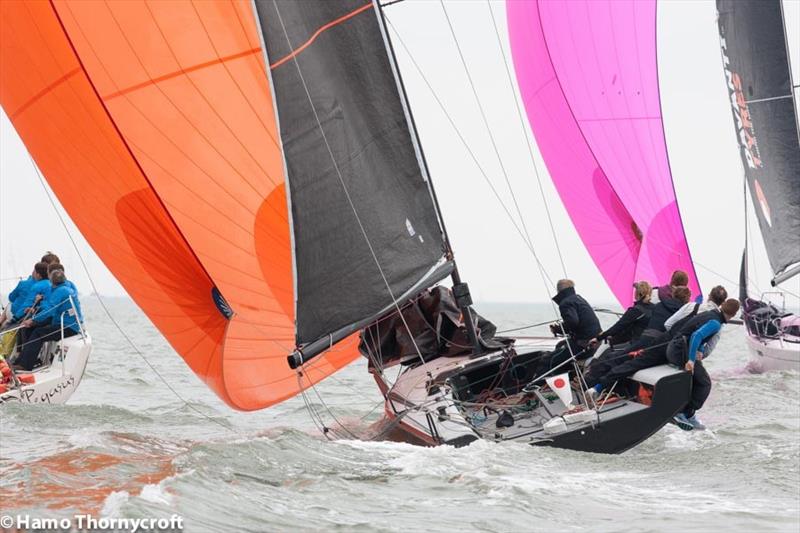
left=0, top=0, right=358, bottom=410
left=1, top=0, right=449, bottom=410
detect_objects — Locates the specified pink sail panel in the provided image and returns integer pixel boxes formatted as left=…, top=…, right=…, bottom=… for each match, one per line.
left=507, top=0, right=701, bottom=305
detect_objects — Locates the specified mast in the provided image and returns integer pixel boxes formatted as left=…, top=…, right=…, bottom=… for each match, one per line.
left=374, top=0, right=482, bottom=353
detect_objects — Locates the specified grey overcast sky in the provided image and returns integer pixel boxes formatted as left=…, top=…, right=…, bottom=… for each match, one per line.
left=1, top=0, right=798, bottom=310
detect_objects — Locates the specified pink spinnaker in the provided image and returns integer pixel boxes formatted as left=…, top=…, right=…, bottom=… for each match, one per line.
left=506, top=0, right=701, bottom=305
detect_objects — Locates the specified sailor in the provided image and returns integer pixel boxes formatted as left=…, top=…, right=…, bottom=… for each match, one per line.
left=655, top=270, right=690, bottom=302
left=592, top=281, right=654, bottom=349
left=46, top=263, right=77, bottom=293
left=584, top=281, right=654, bottom=386
left=539, top=279, right=601, bottom=375
left=40, top=251, right=60, bottom=265
left=1, top=263, right=41, bottom=327
left=633, top=285, right=692, bottom=347
left=10, top=262, right=51, bottom=323
left=666, top=298, right=740, bottom=430
left=14, top=270, right=83, bottom=371
left=583, top=286, right=691, bottom=389
left=664, top=285, right=728, bottom=350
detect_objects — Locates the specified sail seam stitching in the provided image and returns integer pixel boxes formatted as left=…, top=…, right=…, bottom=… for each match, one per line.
left=47, top=0, right=224, bottom=312
left=9, top=67, right=81, bottom=119
left=102, top=48, right=262, bottom=101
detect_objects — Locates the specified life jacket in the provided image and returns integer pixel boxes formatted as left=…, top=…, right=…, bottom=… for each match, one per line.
left=670, top=303, right=701, bottom=334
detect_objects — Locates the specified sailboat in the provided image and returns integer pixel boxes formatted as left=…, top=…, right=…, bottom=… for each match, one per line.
left=0, top=315, right=91, bottom=405
left=717, top=0, right=800, bottom=372
left=0, top=0, right=691, bottom=453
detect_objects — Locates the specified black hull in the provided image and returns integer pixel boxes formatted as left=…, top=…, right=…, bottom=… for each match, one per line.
left=535, top=370, right=691, bottom=454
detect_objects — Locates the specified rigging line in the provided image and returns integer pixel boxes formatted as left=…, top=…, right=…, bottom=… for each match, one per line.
left=744, top=94, right=793, bottom=105
left=298, top=367, right=361, bottom=440
left=269, top=0, right=429, bottom=368
left=438, top=1, right=536, bottom=258
left=485, top=0, right=568, bottom=279
left=27, top=152, right=238, bottom=436
left=383, top=16, right=556, bottom=294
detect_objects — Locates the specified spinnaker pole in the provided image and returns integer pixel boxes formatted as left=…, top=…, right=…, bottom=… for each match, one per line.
left=374, top=0, right=482, bottom=353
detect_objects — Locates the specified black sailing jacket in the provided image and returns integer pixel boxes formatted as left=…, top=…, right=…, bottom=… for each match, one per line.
left=646, top=297, right=685, bottom=333
left=597, top=301, right=654, bottom=345
left=552, top=286, right=601, bottom=341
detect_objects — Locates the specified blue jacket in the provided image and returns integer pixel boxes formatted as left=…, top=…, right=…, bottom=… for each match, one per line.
left=672, top=309, right=726, bottom=363
left=35, top=282, right=83, bottom=332
left=8, top=276, right=34, bottom=317
left=14, top=279, right=51, bottom=320
left=38, top=280, right=78, bottom=317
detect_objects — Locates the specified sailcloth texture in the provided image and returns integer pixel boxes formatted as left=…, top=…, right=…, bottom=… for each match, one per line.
left=507, top=0, right=701, bottom=305
left=0, top=0, right=447, bottom=409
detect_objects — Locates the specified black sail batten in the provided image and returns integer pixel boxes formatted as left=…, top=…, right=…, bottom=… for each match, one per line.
left=717, top=0, right=800, bottom=284
left=253, top=0, right=451, bottom=362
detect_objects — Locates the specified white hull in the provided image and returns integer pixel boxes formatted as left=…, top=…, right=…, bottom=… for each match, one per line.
left=0, top=334, right=92, bottom=405
left=745, top=331, right=800, bottom=373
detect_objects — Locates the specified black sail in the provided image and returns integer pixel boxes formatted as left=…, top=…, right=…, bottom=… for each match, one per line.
left=718, top=0, right=800, bottom=283
left=253, top=0, right=451, bottom=357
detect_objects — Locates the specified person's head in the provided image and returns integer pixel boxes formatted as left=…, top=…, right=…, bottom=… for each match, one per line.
left=670, top=270, right=689, bottom=287
left=49, top=269, right=66, bottom=286
left=41, top=252, right=60, bottom=265
left=672, top=286, right=691, bottom=304
left=720, top=298, right=740, bottom=320
left=47, top=263, right=65, bottom=275
left=556, top=279, right=575, bottom=293
left=32, top=262, right=48, bottom=281
left=708, top=285, right=728, bottom=306
left=634, top=281, right=652, bottom=303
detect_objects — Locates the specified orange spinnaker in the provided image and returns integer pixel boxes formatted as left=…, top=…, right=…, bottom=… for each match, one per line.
left=0, top=0, right=359, bottom=410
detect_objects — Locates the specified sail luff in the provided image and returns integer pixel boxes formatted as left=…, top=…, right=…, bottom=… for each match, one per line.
left=373, top=0, right=452, bottom=254
left=779, top=1, right=800, bottom=156
left=252, top=0, right=452, bottom=361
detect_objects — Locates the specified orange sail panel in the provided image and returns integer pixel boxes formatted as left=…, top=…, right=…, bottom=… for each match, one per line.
left=0, top=0, right=359, bottom=410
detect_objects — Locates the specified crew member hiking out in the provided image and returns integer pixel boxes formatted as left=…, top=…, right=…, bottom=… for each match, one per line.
left=584, top=286, right=692, bottom=389
left=667, top=298, right=740, bottom=430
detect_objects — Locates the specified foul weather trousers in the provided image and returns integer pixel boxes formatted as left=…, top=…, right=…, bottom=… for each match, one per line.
left=665, top=337, right=712, bottom=417
left=595, top=334, right=670, bottom=390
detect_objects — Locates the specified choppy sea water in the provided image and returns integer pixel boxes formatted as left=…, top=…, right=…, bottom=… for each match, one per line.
left=1, top=298, right=798, bottom=532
